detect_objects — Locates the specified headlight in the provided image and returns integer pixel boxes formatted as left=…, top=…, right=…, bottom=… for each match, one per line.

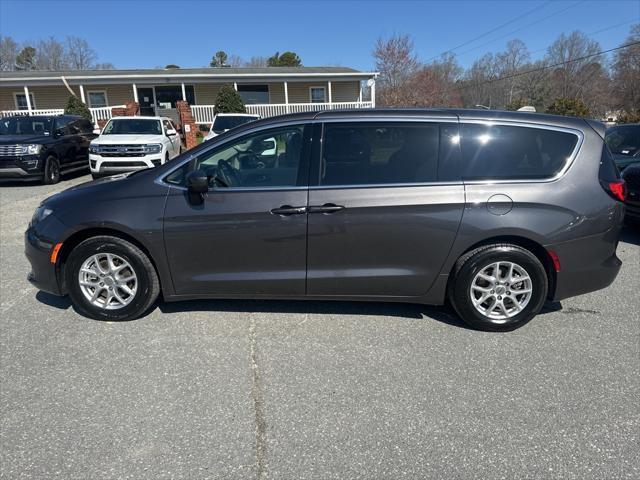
left=31, top=205, right=53, bottom=225
left=18, top=144, right=42, bottom=155
left=144, top=144, right=162, bottom=154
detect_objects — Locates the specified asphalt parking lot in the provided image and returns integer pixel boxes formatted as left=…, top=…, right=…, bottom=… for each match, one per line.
left=1, top=173, right=638, bottom=479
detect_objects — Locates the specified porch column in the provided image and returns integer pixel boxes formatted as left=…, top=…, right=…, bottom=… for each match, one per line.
left=181, top=82, right=187, bottom=102
left=24, top=85, right=32, bottom=113
left=79, top=85, right=86, bottom=104
left=233, top=82, right=238, bottom=91
left=132, top=84, right=139, bottom=103
left=284, top=81, right=289, bottom=113
left=358, top=81, right=363, bottom=103
left=327, top=81, right=332, bottom=104
left=370, top=78, right=376, bottom=108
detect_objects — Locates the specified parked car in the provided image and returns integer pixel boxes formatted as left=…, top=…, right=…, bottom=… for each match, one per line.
left=204, top=113, right=260, bottom=141
left=25, top=109, right=625, bottom=331
left=89, top=116, right=182, bottom=178
left=621, top=162, right=640, bottom=223
left=0, top=115, right=95, bottom=184
left=605, top=123, right=640, bottom=171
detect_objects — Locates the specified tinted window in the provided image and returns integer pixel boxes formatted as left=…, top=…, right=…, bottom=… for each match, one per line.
left=166, top=125, right=306, bottom=188
left=0, top=116, right=52, bottom=135
left=605, top=125, right=640, bottom=156
left=103, top=119, right=162, bottom=135
left=77, top=118, right=94, bottom=134
left=54, top=116, right=74, bottom=133
left=212, top=115, right=259, bottom=134
left=458, top=124, right=579, bottom=180
left=319, top=123, right=440, bottom=186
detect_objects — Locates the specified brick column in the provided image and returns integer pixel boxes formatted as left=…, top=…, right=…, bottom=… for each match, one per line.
left=111, top=101, right=139, bottom=118
left=176, top=100, right=198, bottom=150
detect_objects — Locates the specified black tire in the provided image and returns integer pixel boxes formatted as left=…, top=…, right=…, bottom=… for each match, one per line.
left=91, top=173, right=102, bottom=180
left=449, top=244, right=548, bottom=331
left=65, top=236, right=160, bottom=321
left=43, top=156, right=60, bottom=184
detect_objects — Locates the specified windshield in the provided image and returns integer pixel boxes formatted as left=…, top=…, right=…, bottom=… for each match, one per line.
left=606, top=125, right=640, bottom=156
left=0, top=116, right=53, bottom=135
left=212, top=115, right=258, bottom=134
left=103, top=119, right=162, bottom=135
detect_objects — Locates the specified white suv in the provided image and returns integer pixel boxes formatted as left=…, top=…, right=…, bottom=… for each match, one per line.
left=89, top=116, right=182, bottom=178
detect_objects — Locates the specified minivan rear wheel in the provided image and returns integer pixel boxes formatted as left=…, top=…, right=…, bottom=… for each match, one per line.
left=65, top=236, right=160, bottom=321
left=450, top=244, right=548, bottom=331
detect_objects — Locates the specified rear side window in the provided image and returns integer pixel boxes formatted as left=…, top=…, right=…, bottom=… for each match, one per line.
left=319, top=123, right=444, bottom=186
left=457, top=124, right=579, bottom=181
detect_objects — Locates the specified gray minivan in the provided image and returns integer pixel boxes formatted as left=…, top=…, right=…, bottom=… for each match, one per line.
left=25, top=109, right=625, bottom=331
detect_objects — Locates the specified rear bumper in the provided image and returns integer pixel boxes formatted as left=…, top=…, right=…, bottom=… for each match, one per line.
left=549, top=222, right=623, bottom=302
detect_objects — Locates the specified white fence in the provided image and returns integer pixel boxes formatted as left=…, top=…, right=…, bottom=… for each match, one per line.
left=1, top=105, right=126, bottom=126
left=191, top=101, right=374, bottom=124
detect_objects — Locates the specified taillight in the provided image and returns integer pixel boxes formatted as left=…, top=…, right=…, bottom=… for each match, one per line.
left=602, top=179, right=627, bottom=202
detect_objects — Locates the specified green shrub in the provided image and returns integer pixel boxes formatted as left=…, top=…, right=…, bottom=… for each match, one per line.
left=64, top=95, right=93, bottom=121
left=616, top=109, right=640, bottom=124
left=214, top=85, right=246, bottom=114
left=545, top=98, right=590, bottom=118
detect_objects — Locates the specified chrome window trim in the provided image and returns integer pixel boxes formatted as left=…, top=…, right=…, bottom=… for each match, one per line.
left=309, top=181, right=463, bottom=191
left=458, top=120, right=584, bottom=185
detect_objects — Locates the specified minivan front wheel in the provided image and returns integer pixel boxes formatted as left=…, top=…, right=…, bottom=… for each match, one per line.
left=450, top=244, right=548, bottom=331
left=65, top=236, right=160, bottom=321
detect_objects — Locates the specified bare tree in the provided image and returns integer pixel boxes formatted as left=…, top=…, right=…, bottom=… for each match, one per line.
left=244, top=56, right=268, bottom=68
left=612, top=24, right=640, bottom=111
left=227, top=54, right=243, bottom=67
left=94, top=62, right=116, bottom=70
left=65, top=36, right=96, bottom=69
left=373, top=34, right=419, bottom=106
left=0, top=36, right=18, bottom=71
left=34, top=37, right=68, bottom=70
left=495, top=39, right=530, bottom=105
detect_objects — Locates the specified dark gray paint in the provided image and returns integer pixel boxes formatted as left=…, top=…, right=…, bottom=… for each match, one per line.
left=25, top=109, right=623, bottom=308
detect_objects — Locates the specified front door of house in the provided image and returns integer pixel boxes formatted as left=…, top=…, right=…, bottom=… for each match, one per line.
left=137, top=87, right=155, bottom=116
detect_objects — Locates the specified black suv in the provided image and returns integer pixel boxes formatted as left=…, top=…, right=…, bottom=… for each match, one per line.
left=0, top=115, right=96, bottom=184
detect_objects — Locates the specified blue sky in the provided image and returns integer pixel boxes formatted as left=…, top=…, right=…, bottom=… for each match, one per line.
left=0, top=0, right=638, bottom=70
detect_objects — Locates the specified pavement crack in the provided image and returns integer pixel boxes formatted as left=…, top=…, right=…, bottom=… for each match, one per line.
left=249, top=317, right=267, bottom=480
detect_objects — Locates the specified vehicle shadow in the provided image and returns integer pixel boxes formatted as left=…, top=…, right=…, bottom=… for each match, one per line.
left=158, top=298, right=471, bottom=328
left=621, top=224, right=640, bottom=246
left=37, top=289, right=564, bottom=331
left=0, top=169, right=90, bottom=188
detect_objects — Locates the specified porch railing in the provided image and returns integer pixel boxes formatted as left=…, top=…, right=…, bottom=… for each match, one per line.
left=0, top=105, right=126, bottom=126
left=191, top=101, right=374, bottom=124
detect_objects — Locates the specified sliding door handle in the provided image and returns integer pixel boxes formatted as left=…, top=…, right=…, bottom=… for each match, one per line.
left=308, top=203, right=345, bottom=214
left=270, top=205, right=307, bottom=216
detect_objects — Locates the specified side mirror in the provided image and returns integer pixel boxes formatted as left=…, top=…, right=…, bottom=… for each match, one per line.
left=186, top=169, right=209, bottom=194
left=166, top=128, right=177, bottom=136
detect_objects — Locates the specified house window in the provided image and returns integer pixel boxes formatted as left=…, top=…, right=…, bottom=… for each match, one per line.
left=237, top=85, right=269, bottom=104
left=310, top=87, right=326, bottom=103
left=14, top=92, right=36, bottom=110
left=88, top=91, right=108, bottom=108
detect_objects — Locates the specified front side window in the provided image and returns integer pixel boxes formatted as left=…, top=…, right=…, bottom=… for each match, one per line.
left=88, top=91, right=108, bottom=108
left=103, top=119, right=162, bottom=135
left=458, top=124, right=579, bottom=180
left=15, top=93, right=36, bottom=110
left=310, top=87, right=326, bottom=103
left=212, top=115, right=259, bottom=134
left=166, top=125, right=306, bottom=188
left=319, top=123, right=440, bottom=186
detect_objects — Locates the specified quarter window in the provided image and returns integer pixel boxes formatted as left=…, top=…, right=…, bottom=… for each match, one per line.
left=319, top=123, right=443, bottom=186
left=87, top=91, right=108, bottom=108
left=456, top=124, right=579, bottom=180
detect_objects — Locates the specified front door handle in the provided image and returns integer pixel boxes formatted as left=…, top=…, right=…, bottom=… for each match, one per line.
left=270, top=205, right=307, bottom=216
left=308, top=203, right=345, bottom=214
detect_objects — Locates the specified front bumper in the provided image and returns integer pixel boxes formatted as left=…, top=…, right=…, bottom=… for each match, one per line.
left=0, top=156, right=44, bottom=179
left=624, top=189, right=640, bottom=220
left=89, top=153, right=162, bottom=174
left=25, top=226, right=64, bottom=296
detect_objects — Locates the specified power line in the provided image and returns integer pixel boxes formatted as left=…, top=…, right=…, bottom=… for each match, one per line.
left=424, top=0, right=553, bottom=62
left=455, top=0, right=585, bottom=58
left=441, top=41, right=640, bottom=96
